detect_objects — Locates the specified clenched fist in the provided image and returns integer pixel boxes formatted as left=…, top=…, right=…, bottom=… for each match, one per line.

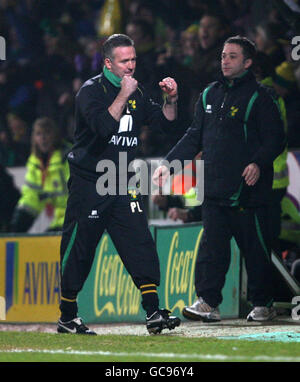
left=120, top=76, right=138, bottom=98
left=159, top=77, right=178, bottom=99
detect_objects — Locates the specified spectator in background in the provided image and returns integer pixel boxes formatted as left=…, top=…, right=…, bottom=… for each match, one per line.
left=272, top=61, right=300, bottom=149
left=254, top=21, right=286, bottom=68
left=125, top=18, right=159, bottom=97
left=10, top=117, right=70, bottom=233
left=0, top=117, right=30, bottom=167
left=271, top=0, right=300, bottom=35
left=6, top=112, right=30, bottom=146
left=219, top=0, right=252, bottom=35
left=168, top=11, right=232, bottom=130
left=253, top=52, right=289, bottom=254
left=0, top=164, right=20, bottom=232
left=74, top=38, right=103, bottom=82
left=3, top=110, right=31, bottom=166
left=0, top=60, right=37, bottom=129
left=34, top=21, right=76, bottom=126
left=192, top=12, right=231, bottom=90
left=177, top=24, right=200, bottom=69
left=126, top=0, right=174, bottom=48
left=0, top=0, right=296, bottom=172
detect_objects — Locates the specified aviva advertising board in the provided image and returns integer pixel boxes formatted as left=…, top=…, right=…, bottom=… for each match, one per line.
left=0, top=224, right=240, bottom=323
left=0, top=235, right=61, bottom=322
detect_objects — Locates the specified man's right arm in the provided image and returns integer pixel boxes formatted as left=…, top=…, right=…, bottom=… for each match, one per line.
left=77, top=76, right=138, bottom=138
left=152, top=94, right=204, bottom=186
left=165, top=94, right=204, bottom=165
left=77, top=84, right=119, bottom=138
left=108, top=76, right=138, bottom=121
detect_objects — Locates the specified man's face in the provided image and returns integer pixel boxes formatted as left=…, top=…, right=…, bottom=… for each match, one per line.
left=105, top=46, right=136, bottom=78
left=198, top=16, right=223, bottom=50
left=221, top=43, right=252, bottom=79
left=34, top=127, right=55, bottom=153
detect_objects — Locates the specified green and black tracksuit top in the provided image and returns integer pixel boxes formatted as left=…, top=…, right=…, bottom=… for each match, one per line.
left=165, top=70, right=285, bottom=207
left=67, top=71, right=174, bottom=183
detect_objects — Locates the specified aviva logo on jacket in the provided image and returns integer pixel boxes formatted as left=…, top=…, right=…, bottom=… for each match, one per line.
left=0, top=237, right=61, bottom=322
left=109, top=105, right=138, bottom=147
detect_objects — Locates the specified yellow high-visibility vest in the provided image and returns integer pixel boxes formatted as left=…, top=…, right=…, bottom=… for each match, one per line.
left=18, top=148, right=70, bottom=229
left=261, top=77, right=289, bottom=190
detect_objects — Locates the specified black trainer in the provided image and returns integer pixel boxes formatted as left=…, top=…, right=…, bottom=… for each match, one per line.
left=57, top=317, right=97, bottom=335
left=146, top=309, right=181, bottom=334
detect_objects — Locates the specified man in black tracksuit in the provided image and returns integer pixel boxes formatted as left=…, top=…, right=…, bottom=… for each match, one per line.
left=153, top=36, right=285, bottom=322
left=57, top=34, right=181, bottom=335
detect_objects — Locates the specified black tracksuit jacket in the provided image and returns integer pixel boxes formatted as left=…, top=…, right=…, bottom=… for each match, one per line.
left=165, top=70, right=285, bottom=207
left=67, top=72, right=173, bottom=183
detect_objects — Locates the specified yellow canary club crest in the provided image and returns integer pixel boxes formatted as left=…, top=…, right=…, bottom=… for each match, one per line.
left=128, top=188, right=137, bottom=200
left=229, top=106, right=239, bottom=117
left=128, top=99, right=136, bottom=110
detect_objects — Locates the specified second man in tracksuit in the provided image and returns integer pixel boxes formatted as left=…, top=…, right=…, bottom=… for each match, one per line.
left=153, top=36, right=285, bottom=322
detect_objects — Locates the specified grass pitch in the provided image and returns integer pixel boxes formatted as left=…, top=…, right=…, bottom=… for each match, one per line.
left=1, top=330, right=300, bottom=363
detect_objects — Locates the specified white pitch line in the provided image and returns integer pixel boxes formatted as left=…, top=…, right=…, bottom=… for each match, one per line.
left=1, top=349, right=300, bottom=362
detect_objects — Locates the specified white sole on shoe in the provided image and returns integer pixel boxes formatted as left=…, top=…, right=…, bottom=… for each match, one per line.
left=182, top=307, right=221, bottom=322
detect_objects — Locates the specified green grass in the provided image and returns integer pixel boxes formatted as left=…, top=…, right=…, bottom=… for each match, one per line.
left=0, top=331, right=300, bottom=362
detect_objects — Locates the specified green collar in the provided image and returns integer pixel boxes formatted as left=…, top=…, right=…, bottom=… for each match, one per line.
left=237, top=69, right=249, bottom=79
left=227, top=70, right=249, bottom=87
left=103, top=66, right=121, bottom=88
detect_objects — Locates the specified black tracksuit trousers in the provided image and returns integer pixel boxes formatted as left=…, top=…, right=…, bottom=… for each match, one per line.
left=195, top=201, right=274, bottom=308
left=59, top=173, right=160, bottom=319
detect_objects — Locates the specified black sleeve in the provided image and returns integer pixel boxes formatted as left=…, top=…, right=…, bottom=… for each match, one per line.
left=77, top=84, right=119, bottom=138
left=187, top=205, right=202, bottom=222
left=250, top=91, right=285, bottom=170
left=164, top=93, right=204, bottom=170
left=143, top=92, right=176, bottom=133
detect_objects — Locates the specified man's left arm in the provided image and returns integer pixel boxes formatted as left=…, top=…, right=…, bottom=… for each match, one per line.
left=160, top=77, right=178, bottom=121
left=248, top=92, right=285, bottom=181
left=142, top=77, right=178, bottom=134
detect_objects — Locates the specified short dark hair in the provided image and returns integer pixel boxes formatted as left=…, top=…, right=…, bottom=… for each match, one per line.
left=102, top=34, right=134, bottom=61
left=224, top=35, right=257, bottom=61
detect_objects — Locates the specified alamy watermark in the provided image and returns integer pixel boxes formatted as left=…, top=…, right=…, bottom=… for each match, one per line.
left=291, top=36, right=300, bottom=61
left=95, top=153, right=204, bottom=205
left=291, top=296, right=300, bottom=320
left=0, top=36, right=6, bottom=61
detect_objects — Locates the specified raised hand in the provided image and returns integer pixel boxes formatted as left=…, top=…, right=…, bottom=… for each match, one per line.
left=159, top=77, right=178, bottom=99
left=120, top=76, right=138, bottom=98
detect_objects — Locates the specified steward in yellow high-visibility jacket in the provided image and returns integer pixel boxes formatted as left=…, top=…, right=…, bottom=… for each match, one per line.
left=260, top=76, right=289, bottom=251
left=10, top=117, right=70, bottom=232
left=261, top=76, right=289, bottom=190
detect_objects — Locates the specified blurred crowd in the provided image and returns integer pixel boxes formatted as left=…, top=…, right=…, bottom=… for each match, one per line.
left=1, top=0, right=300, bottom=243
left=1, top=0, right=300, bottom=303
left=0, top=0, right=300, bottom=168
